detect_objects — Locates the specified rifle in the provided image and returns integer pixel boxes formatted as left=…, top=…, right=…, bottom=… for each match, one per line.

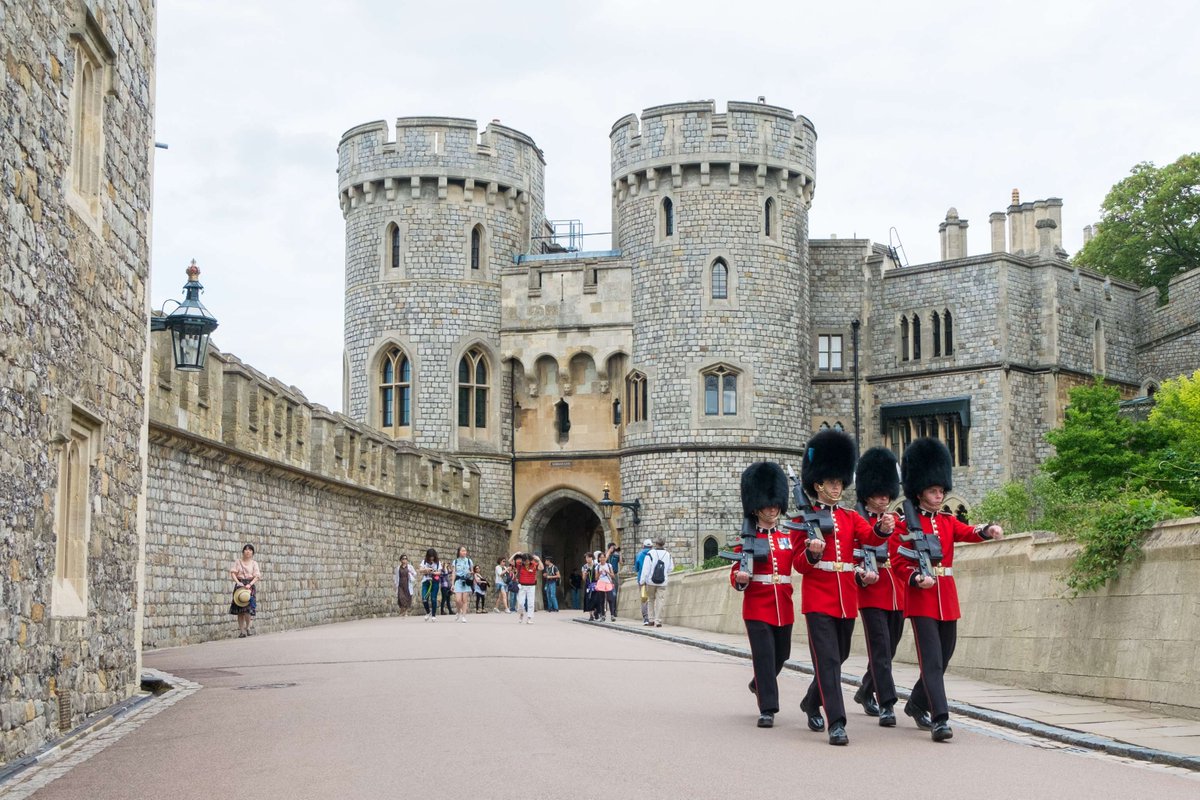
left=853, top=501, right=892, bottom=574
left=780, top=465, right=833, bottom=542
left=717, top=515, right=766, bottom=578
left=896, top=498, right=943, bottom=580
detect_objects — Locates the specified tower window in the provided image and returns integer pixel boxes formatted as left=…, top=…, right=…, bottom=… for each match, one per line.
left=932, top=311, right=941, bottom=357
left=379, top=347, right=412, bottom=432
left=711, top=258, right=729, bottom=300
left=389, top=224, right=402, bottom=270
left=626, top=371, right=648, bottom=423
left=764, top=197, right=777, bottom=238
left=943, top=309, right=954, bottom=355
left=818, top=334, right=843, bottom=372
left=458, top=348, right=489, bottom=430
left=662, top=197, right=674, bottom=238
left=702, top=364, right=738, bottom=416
left=471, top=225, right=483, bottom=270
left=911, top=314, right=922, bottom=360
left=900, top=316, right=909, bottom=362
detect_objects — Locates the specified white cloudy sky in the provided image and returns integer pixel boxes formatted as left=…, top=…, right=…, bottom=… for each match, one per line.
left=150, top=0, right=1200, bottom=411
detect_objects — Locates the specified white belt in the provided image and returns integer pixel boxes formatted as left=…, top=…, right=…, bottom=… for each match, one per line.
left=751, top=574, right=792, bottom=584
left=815, top=561, right=855, bottom=572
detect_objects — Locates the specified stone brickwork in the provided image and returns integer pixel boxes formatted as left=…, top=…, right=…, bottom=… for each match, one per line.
left=143, top=335, right=505, bottom=648
left=1136, top=267, right=1200, bottom=386
left=0, top=0, right=155, bottom=765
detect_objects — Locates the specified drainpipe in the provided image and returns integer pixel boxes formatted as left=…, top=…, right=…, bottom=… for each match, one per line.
left=851, top=319, right=861, bottom=450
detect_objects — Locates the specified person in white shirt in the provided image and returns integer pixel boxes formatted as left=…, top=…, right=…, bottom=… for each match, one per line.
left=638, top=538, right=674, bottom=627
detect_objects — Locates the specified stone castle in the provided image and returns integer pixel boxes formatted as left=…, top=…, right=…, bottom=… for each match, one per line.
left=4, top=0, right=1199, bottom=766
left=336, top=102, right=1200, bottom=573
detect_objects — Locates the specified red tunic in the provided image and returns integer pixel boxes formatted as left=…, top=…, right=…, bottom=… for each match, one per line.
left=889, top=510, right=986, bottom=621
left=728, top=527, right=801, bottom=627
left=793, top=505, right=888, bottom=618
left=857, top=511, right=906, bottom=613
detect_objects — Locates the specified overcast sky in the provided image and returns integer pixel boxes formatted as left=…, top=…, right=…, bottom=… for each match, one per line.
left=150, top=0, right=1200, bottom=411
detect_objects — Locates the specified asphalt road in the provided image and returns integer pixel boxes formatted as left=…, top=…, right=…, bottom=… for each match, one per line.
left=13, top=611, right=1200, bottom=799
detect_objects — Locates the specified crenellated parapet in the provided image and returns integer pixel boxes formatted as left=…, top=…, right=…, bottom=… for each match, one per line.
left=336, top=116, right=544, bottom=219
left=609, top=100, right=816, bottom=205
left=148, top=335, right=481, bottom=515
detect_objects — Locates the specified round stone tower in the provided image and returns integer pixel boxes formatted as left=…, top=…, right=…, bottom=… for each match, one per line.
left=337, top=116, right=545, bottom=519
left=609, top=100, right=817, bottom=560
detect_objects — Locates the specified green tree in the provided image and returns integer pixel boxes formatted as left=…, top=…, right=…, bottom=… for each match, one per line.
left=1075, top=153, right=1200, bottom=300
left=1042, top=380, right=1150, bottom=496
left=1144, top=369, right=1200, bottom=510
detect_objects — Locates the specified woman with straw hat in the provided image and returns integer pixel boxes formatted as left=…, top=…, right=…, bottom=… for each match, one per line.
left=229, top=544, right=261, bottom=638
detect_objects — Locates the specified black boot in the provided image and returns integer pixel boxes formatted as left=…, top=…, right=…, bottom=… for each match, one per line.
left=800, top=699, right=825, bottom=732
left=757, top=712, right=774, bottom=728
left=904, top=700, right=932, bottom=731
left=931, top=721, right=953, bottom=742
left=878, top=703, right=897, bottom=727
left=828, top=722, right=848, bottom=746
left=853, top=685, right=880, bottom=717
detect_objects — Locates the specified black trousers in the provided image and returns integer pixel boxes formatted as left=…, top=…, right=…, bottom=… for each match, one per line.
left=859, top=607, right=905, bottom=709
left=745, top=620, right=792, bottom=714
left=909, top=616, right=958, bottom=723
left=802, top=613, right=855, bottom=726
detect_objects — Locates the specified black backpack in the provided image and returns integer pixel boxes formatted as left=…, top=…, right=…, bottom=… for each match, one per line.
left=650, top=553, right=667, bottom=585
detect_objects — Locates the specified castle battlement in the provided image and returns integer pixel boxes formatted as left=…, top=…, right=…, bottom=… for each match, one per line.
left=609, top=99, right=816, bottom=201
left=337, top=116, right=544, bottom=219
left=149, top=336, right=481, bottom=515
left=1135, top=266, right=1200, bottom=346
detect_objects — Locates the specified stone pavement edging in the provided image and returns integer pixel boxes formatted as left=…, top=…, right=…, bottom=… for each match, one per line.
left=576, top=618, right=1200, bottom=772
left=0, top=669, right=202, bottom=798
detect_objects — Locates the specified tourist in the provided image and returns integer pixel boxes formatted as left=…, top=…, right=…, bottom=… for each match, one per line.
left=419, top=548, right=443, bottom=620
left=731, top=462, right=796, bottom=728
left=451, top=545, right=474, bottom=622
left=581, top=552, right=598, bottom=618
left=794, top=429, right=892, bottom=746
left=567, top=569, right=582, bottom=610
left=593, top=552, right=615, bottom=621
left=510, top=551, right=543, bottom=623
left=852, top=447, right=907, bottom=727
left=494, top=557, right=511, bottom=613
left=394, top=554, right=417, bottom=617
left=634, top=538, right=653, bottom=624
left=893, top=437, right=1003, bottom=742
left=439, top=568, right=454, bottom=616
left=638, top=538, right=673, bottom=628
left=605, top=542, right=621, bottom=619
left=229, top=543, right=261, bottom=638
left=472, top=564, right=489, bottom=613
left=543, top=557, right=560, bottom=612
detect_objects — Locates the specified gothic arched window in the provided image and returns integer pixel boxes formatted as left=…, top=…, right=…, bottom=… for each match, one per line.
left=711, top=258, right=729, bottom=300
left=458, top=348, right=489, bottom=430
left=626, top=371, right=648, bottom=423
left=662, top=197, right=674, bottom=238
left=702, top=364, right=738, bottom=416
left=943, top=309, right=954, bottom=355
left=900, top=316, right=910, bottom=362
left=380, top=347, right=412, bottom=432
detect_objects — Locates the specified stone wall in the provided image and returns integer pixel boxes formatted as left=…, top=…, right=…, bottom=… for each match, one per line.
left=1, top=0, right=155, bottom=765
left=144, top=336, right=507, bottom=647
left=1137, top=267, right=1200, bottom=386
left=619, top=517, right=1200, bottom=719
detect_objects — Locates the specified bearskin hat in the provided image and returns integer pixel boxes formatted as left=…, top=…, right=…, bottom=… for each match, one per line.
left=855, top=447, right=901, bottom=502
left=801, top=429, right=858, bottom=497
left=740, top=461, right=789, bottom=519
left=901, top=437, right=954, bottom=500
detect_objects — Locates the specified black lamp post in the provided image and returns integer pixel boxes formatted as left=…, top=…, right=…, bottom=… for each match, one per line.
left=151, top=260, right=219, bottom=371
left=598, top=482, right=641, bottom=526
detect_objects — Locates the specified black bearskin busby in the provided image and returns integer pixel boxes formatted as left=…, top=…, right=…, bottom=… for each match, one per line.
left=740, top=462, right=789, bottom=519
left=901, top=437, right=954, bottom=500
left=855, top=446, right=901, bottom=502
left=801, top=429, right=858, bottom=497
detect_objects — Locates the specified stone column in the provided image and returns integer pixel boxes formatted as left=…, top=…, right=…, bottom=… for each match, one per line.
left=989, top=212, right=1007, bottom=253
left=1036, top=218, right=1058, bottom=257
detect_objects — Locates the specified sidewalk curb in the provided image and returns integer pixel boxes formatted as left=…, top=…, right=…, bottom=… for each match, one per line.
left=577, top=618, right=1200, bottom=772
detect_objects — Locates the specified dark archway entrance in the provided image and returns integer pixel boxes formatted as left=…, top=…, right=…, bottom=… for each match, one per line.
left=522, top=489, right=606, bottom=611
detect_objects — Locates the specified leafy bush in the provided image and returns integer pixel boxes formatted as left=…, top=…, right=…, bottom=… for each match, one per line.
left=1064, top=492, right=1191, bottom=595
left=698, top=555, right=730, bottom=571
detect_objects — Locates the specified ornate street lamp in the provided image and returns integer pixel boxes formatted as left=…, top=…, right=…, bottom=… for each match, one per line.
left=598, top=482, right=641, bottom=526
left=151, top=260, right=219, bottom=371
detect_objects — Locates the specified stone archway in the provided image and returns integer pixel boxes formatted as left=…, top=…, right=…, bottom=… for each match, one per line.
left=521, top=488, right=607, bottom=610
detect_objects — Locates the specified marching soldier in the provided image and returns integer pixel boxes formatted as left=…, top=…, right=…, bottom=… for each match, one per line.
left=794, top=430, right=894, bottom=746
left=851, top=447, right=906, bottom=728
left=890, top=437, right=1004, bottom=742
left=731, top=462, right=800, bottom=729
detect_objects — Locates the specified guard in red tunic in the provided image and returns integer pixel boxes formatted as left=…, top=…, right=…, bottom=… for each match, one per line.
left=793, top=430, right=894, bottom=746
left=731, top=462, right=799, bottom=729
left=851, top=446, right=907, bottom=728
left=890, top=437, right=1004, bottom=742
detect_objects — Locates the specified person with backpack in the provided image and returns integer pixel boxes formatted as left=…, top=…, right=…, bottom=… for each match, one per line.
left=509, top=551, right=543, bottom=624
left=638, top=537, right=673, bottom=627
left=450, top=545, right=475, bottom=623
left=581, top=552, right=599, bottom=619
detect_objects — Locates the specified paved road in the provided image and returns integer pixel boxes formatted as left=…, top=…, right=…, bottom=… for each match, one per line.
left=8, top=612, right=1200, bottom=799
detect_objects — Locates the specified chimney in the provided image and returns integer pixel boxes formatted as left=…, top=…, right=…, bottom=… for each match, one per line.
left=989, top=212, right=1007, bottom=253
left=938, top=207, right=969, bottom=260
left=1036, top=218, right=1058, bottom=257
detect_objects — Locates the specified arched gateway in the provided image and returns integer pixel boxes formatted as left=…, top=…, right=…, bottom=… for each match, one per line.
left=520, top=488, right=608, bottom=607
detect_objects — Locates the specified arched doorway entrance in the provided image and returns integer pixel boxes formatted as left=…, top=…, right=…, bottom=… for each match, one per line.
left=521, top=488, right=606, bottom=611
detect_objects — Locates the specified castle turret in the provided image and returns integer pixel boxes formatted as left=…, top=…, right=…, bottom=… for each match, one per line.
left=338, top=116, right=546, bottom=519
left=608, top=100, right=816, bottom=556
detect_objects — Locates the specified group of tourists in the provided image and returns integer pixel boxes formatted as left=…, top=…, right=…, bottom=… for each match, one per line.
left=733, top=431, right=1003, bottom=746
left=394, top=548, right=564, bottom=623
